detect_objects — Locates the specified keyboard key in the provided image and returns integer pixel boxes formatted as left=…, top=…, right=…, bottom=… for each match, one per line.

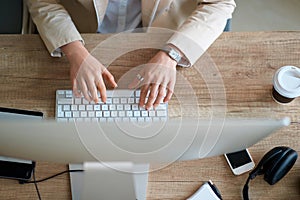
left=57, top=111, right=64, bottom=118
left=79, top=105, right=85, bottom=111
left=63, top=105, right=70, bottom=111
left=141, top=111, right=148, bottom=117
left=135, top=90, right=140, bottom=97
left=117, top=105, right=123, bottom=110
left=132, top=105, right=139, bottom=110
left=124, top=105, right=131, bottom=110
left=126, top=111, right=133, bottom=117
left=86, top=105, right=93, bottom=111
left=57, top=105, right=63, bottom=112
left=97, top=99, right=104, bottom=104
left=139, top=106, right=146, bottom=111
left=58, top=98, right=73, bottom=105
left=94, top=105, right=101, bottom=111
left=82, top=99, right=89, bottom=104
left=118, top=111, right=125, bottom=117
left=134, top=111, right=141, bottom=117
left=109, top=105, right=116, bottom=110
left=106, top=98, right=112, bottom=104
left=80, top=111, right=87, bottom=117
left=111, top=111, right=118, bottom=117
left=135, top=98, right=140, bottom=103
left=121, top=98, right=127, bottom=104
left=156, top=104, right=167, bottom=110
left=71, top=105, right=78, bottom=111
left=88, top=111, right=95, bottom=118
left=128, top=98, right=134, bottom=104
left=57, top=90, right=65, bottom=95
left=156, top=110, right=167, bottom=117
left=149, top=111, right=156, bottom=117
left=95, top=111, right=102, bottom=117
left=65, top=111, right=72, bottom=118
left=73, top=111, right=80, bottom=118
left=74, top=98, right=82, bottom=104
left=113, top=98, right=120, bottom=104
left=66, top=93, right=73, bottom=98
left=66, top=90, right=72, bottom=95
left=103, top=111, right=110, bottom=117
left=102, top=105, right=108, bottom=111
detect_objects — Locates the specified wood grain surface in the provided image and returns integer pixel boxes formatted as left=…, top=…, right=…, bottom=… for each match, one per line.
left=0, top=32, right=299, bottom=199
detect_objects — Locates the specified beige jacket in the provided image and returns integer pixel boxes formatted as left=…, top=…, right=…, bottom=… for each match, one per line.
left=27, top=0, right=235, bottom=65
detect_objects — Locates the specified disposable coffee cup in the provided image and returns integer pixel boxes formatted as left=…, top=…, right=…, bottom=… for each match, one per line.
left=272, top=65, right=300, bottom=104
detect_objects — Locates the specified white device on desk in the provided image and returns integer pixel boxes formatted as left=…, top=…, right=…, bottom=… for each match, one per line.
left=0, top=112, right=290, bottom=199
left=55, top=89, right=168, bottom=122
left=187, top=180, right=222, bottom=200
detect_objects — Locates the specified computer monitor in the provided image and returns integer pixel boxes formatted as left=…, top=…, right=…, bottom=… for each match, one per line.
left=0, top=117, right=290, bottom=199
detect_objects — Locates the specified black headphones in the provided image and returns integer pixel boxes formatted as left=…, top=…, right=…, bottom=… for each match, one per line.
left=243, top=146, right=298, bottom=200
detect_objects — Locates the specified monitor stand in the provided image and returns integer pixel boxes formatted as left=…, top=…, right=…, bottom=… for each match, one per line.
left=69, top=162, right=149, bottom=200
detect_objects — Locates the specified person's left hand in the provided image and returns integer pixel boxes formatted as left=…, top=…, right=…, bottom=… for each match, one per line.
left=128, top=51, right=177, bottom=110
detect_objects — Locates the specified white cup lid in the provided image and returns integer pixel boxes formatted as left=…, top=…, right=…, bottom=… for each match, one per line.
left=273, top=66, right=300, bottom=98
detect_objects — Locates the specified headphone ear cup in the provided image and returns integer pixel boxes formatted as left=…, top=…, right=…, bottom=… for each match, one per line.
left=243, top=147, right=297, bottom=200
left=264, top=148, right=298, bottom=185
left=249, top=146, right=286, bottom=178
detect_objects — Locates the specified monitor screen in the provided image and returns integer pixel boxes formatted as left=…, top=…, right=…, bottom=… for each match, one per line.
left=0, top=117, right=290, bottom=164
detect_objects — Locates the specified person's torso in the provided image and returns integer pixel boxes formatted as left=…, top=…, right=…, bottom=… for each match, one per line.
left=97, top=0, right=142, bottom=33
left=59, top=0, right=199, bottom=33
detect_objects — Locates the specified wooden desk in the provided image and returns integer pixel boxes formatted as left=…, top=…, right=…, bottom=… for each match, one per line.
left=0, top=32, right=299, bottom=199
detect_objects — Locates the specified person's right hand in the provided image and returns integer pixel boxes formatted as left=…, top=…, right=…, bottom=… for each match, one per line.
left=61, top=41, right=117, bottom=103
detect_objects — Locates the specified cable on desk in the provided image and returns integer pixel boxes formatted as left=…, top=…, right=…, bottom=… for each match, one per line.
left=21, top=169, right=84, bottom=200
left=32, top=167, right=42, bottom=200
left=23, top=169, right=84, bottom=184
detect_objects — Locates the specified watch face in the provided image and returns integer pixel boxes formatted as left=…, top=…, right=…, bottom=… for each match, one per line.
left=169, top=50, right=176, bottom=57
left=169, top=49, right=181, bottom=62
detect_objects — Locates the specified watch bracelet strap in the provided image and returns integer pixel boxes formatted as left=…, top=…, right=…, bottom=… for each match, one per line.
left=162, top=45, right=191, bottom=67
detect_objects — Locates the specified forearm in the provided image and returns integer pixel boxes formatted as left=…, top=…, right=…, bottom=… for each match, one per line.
left=168, top=0, right=236, bottom=65
left=26, top=0, right=83, bottom=57
left=61, top=41, right=89, bottom=62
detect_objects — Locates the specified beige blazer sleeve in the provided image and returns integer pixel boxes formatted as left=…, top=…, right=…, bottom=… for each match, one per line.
left=167, top=0, right=236, bottom=65
left=26, top=0, right=83, bottom=57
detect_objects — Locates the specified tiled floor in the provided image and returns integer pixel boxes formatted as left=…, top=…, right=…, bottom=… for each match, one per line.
left=231, top=0, right=300, bottom=31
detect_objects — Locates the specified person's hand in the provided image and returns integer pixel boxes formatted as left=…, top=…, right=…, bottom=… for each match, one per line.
left=61, top=41, right=117, bottom=103
left=129, top=51, right=177, bottom=110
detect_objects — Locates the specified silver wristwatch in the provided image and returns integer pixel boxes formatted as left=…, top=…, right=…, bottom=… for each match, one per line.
left=161, top=45, right=191, bottom=67
left=161, top=46, right=182, bottom=64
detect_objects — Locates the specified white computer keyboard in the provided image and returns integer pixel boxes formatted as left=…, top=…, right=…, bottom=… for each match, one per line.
left=55, top=90, right=168, bottom=122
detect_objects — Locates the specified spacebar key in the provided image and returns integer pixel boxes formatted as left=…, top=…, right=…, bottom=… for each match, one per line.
left=57, top=98, right=73, bottom=104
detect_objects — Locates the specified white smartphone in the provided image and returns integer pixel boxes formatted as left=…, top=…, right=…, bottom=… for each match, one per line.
left=224, top=149, right=255, bottom=175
